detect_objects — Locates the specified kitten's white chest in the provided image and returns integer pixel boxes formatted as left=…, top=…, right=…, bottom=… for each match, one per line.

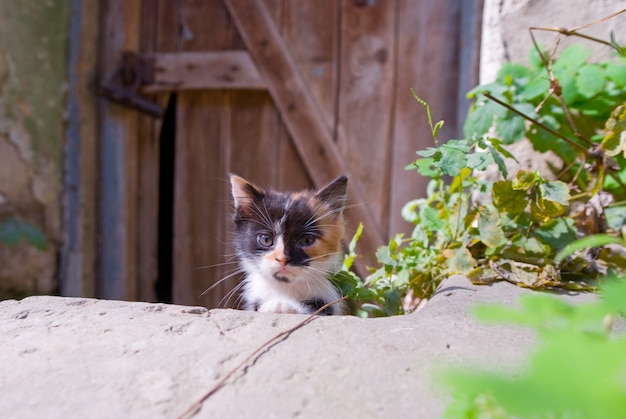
left=240, top=254, right=343, bottom=315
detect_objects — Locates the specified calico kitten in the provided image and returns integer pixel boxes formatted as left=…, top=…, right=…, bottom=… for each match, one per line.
left=230, top=174, right=348, bottom=315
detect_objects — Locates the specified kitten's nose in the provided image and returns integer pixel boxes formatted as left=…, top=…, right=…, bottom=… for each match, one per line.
left=275, top=256, right=291, bottom=267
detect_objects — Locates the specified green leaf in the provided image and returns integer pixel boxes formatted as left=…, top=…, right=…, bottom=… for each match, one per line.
left=600, top=278, right=626, bottom=313
left=376, top=245, right=396, bottom=267
left=577, top=64, right=606, bottom=99
left=601, top=104, right=626, bottom=157
left=496, top=63, right=532, bottom=83
left=466, top=152, right=492, bottom=171
left=527, top=113, right=564, bottom=155
left=492, top=180, right=528, bottom=215
left=556, top=69, right=579, bottom=105
left=528, top=45, right=547, bottom=71
left=444, top=245, right=476, bottom=274
left=0, top=217, right=47, bottom=250
left=534, top=217, right=577, bottom=251
left=605, top=205, right=626, bottom=231
left=553, top=44, right=592, bottom=71
left=401, top=199, right=421, bottom=224
left=530, top=181, right=569, bottom=221
left=382, top=288, right=403, bottom=316
left=555, top=234, right=624, bottom=264
left=514, top=236, right=550, bottom=257
left=435, top=145, right=467, bottom=177
left=520, top=76, right=549, bottom=101
left=417, top=147, right=438, bottom=157
left=464, top=100, right=504, bottom=138
left=0, top=218, right=21, bottom=246
left=420, top=206, right=446, bottom=231
left=478, top=208, right=507, bottom=249
left=495, top=111, right=526, bottom=144
left=344, top=222, right=364, bottom=269
left=433, top=120, right=445, bottom=139
left=530, top=193, right=563, bottom=222
left=412, top=157, right=441, bottom=178
left=19, top=222, right=48, bottom=250
left=540, top=181, right=570, bottom=206
left=605, top=62, right=626, bottom=85
left=484, top=143, right=509, bottom=178
left=513, top=170, right=538, bottom=191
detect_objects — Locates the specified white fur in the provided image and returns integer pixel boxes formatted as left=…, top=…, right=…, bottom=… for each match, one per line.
left=239, top=250, right=344, bottom=315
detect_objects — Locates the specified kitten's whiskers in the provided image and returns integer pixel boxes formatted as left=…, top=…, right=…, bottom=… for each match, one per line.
left=200, top=267, right=245, bottom=296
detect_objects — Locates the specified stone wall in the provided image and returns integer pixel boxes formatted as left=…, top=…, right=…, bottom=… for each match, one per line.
left=481, top=0, right=626, bottom=84
left=478, top=0, right=626, bottom=178
left=0, top=1, right=70, bottom=298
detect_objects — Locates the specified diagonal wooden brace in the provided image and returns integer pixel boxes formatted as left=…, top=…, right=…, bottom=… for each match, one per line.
left=224, top=0, right=386, bottom=268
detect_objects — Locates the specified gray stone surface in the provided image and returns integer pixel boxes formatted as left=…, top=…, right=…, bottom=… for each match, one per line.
left=0, top=275, right=599, bottom=418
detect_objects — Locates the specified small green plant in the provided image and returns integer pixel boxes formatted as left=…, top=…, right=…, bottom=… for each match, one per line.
left=0, top=217, right=47, bottom=250
left=334, top=13, right=626, bottom=317
left=443, top=277, right=626, bottom=418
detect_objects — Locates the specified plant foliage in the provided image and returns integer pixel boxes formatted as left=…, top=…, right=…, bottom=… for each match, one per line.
left=443, top=277, right=626, bottom=419
left=335, top=19, right=626, bottom=317
left=0, top=217, right=47, bottom=250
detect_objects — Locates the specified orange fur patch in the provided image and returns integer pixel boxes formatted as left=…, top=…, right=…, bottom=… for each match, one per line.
left=305, top=197, right=345, bottom=262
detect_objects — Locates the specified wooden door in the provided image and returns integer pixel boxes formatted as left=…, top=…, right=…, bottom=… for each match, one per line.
left=95, top=0, right=483, bottom=307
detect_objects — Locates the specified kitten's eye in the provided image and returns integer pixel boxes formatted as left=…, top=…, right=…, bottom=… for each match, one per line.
left=299, top=236, right=316, bottom=247
left=257, top=233, right=274, bottom=248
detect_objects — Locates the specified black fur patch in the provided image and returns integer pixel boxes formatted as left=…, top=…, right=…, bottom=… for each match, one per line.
left=233, top=190, right=319, bottom=267
left=302, top=298, right=332, bottom=315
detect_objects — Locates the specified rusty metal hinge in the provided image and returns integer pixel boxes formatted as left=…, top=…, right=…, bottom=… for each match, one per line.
left=99, top=51, right=164, bottom=118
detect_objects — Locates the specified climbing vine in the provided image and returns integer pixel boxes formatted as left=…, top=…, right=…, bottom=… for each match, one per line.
left=334, top=10, right=626, bottom=317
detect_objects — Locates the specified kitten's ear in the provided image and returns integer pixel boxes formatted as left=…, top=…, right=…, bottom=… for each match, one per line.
left=315, top=175, right=348, bottom=212
left=230, top=174, right=264, bottom=209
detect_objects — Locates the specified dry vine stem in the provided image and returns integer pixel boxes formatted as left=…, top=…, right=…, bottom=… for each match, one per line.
left=483, top=8, right=626, bottom=194
left=177, top=296, right=348, bottom=419
left=529, top=8, right=625, bottom=145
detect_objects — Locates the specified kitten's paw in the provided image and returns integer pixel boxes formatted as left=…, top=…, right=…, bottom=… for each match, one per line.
left=257, top=299, right=305, bottom=314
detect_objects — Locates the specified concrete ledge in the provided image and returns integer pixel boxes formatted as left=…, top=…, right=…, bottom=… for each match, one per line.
left=0, top=275, right=598, bottom=418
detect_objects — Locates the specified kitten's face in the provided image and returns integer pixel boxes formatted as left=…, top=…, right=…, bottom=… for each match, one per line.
left=230, top=175, right=347, bottom=313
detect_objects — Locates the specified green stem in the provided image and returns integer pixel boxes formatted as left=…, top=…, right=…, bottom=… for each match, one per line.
left=482, top=92, right=593, bottom=158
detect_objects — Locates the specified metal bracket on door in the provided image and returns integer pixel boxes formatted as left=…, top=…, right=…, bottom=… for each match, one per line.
left=99, top=51, right=165, bottom=118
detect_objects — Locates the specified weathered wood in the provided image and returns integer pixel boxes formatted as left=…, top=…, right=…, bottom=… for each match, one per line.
left=173, top=0, right=245, bottom=307
left=97, top=0, right=483, bottom=309
left=389, top=0, right=463, bottom=237
left=224, top=0, right=385, bottom=268
left=134, top=0, right=170, bottom=302
left=277, top=0, right=334, bottom=191
left=338, top=0, right=397, bottom=239
left=283, top=0, right=340, bottom=130
left=174, top=92, right=232, bottom=306
left=142, top=51, right=266, bottom=92
left=98, top=0, right=142, bottom=300
left=155, top=0, right=179, bottom=53
left=61, top=0, right=100, bottom=298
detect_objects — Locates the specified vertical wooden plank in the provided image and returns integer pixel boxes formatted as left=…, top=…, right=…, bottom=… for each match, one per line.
left=230, top=0, right=282, bottom=188
left=98, top=0, right=142, bottom=300
left=277, top=0, right=338, bottom=191
left=179, top=0, right=244, bottom=52
left=174, top=91, right=231, bottom=306
left=389, top=0, right=462, bottom=237
left=283, top=0, right=339, bottom=129
left=173, top=0, right=246, bottom=307
left=134, top=0, right=173, bottom=302
left=228, top=91, right=282, bottom=186
left=61, top=0, right=100, bottom=297
left=156, top=0, right=180, bottom=52
left=337, top=0, right=397, bottom=240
